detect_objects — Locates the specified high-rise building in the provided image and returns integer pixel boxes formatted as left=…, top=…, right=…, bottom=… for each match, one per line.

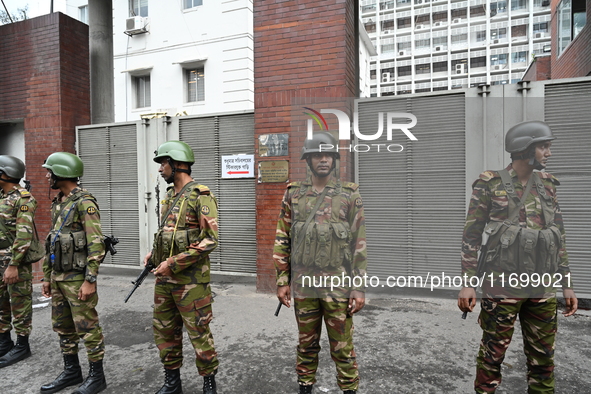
left=361, top=0, right=552, bottom=96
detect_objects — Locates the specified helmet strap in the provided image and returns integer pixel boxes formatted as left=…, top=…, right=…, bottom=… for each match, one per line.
left=0, top=171, right=20, bottom=184
left=165, top=158, right=192, bottom=184
left=306, top=156, right=336, bottom=178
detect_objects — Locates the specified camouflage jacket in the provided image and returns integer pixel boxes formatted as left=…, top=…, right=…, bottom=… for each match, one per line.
left=273, top=176, right=367, bottom=292
left=43, top=187, right=105, bottom=282
left=461, top=164, right=572, bottom=288
left=154, top=182, right=218, bottom=285
left=0, top=185, right=37, bottom=267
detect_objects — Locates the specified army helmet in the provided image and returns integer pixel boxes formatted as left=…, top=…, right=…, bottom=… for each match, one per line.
left=0, top=155, right=26, bottom=180
left=505, top=121, right=555, bottom=153
left=300, top=132, right=340, bottom=160
left=42, top=152, right=84, bottom=178
left=153, top=141, right=195, bottom=164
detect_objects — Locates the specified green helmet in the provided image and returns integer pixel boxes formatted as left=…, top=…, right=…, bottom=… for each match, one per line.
left=505, top=121, right=555, bottom=153
left=153, top=141, right=195, bottom=164
left=42, top=152, right=84, bottom=178
left=0, top=155, right=26, bottom=179
left=300, top=132, right=340, bottom=160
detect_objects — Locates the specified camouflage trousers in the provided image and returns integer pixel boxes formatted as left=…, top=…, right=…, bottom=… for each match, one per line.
left=294, top=296, right=359, bottom=391
left=0, top=276, right=32, bottom=337
left=153, top=281, right=219, bottom=375
left=475, top=296, right=557, bottom=394
left=51, top=280, right=105, bottom=362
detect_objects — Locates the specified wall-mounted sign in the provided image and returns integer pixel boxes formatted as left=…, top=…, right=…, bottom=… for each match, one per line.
left=221, top=154, right=255, bottom=178
left=258, top=133, right=288, bottom=157
left=258, top=160, right=289, bottom=183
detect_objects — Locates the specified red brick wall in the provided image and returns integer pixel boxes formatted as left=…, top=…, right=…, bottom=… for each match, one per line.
left=0, top=13, right=90, bottom=281
left=551, top=0, right=591, bottom=78
left=254, top=1, right=358, bottom=292
left=522, top=55, right=552, bottom=81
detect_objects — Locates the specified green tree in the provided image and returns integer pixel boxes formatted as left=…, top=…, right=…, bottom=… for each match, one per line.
left=0, top=5, right=28, bottom=25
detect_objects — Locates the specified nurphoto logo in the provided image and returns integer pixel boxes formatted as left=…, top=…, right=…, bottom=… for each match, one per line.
left=303, top=107, right=418, bottom=152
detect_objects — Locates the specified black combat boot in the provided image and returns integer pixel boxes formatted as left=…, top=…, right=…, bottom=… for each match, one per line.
left=343, top=391, right=357, bottom=394
left=40, top=354, right=84, bottom=393
left=72, top=359, right=107, bottom=394
left=298, top=384, right=313, bottom=394
left=203, top=374, right=217, bottom=394
left=0, top=334, right=30, bottom=368
left=156, top=368, right=183, bottom=394
left=0, top=331, right=14, bottom=358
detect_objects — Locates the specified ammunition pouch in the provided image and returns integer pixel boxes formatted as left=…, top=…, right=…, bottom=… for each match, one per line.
left=0, top=238, right=12, bottom=249
left=153, top=228, right=201, bottom=266
left=46, top=230, right=87, bottom=272
left=484, top=220, right=561, bottom=276
left=292, top=221, right=352, bottom=269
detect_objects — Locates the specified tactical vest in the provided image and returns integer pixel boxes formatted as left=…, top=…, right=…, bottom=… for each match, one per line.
left=483, top=170, right=562, bottom=276
left=290, top=182, right=353, bottom=269
left=0, top=188, right=32, bottom=249
left=45, top=190, right=96, bottom=272
left=152, top=182, right=213, bottom=266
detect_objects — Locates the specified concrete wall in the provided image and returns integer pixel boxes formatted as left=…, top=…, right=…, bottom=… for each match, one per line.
left=0, top=13, right=90, bottom=281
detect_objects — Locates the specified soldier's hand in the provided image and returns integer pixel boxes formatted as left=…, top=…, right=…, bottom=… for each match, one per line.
left=458, top=287, right=477, bottom=313
left=143, top=251, right=152, bottom=267
left=348, top=290, right=365, bottom=314
left=42, top=282, right=51, bottom=298
left=3, top=265, right=19, bottom=285
left=78, top=281, right=97, bottom=301
left=562, top=288, right=578, bottom=317
left=153, top=260, right=173, bottom=277
left=277, top=285, right=291, bottom=308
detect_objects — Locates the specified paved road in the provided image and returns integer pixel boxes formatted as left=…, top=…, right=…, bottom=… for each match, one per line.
left=2, top=267, right=590, bottom=393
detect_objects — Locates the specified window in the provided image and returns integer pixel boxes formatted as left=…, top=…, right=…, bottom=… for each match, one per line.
left=382, top=43, right=396, bottom=53
left=490, top=53, right=508, bottom=65
left=362, top=4, right=376, bottom=12
left=397, top=42, right=411, bottom=51
left=79, top=5, right=88, bottom=24
left=187, top=68, right=205, bottom=102
left=433, top=36, right=447, bottom=50
left=533, top=22, right=549, bottom=33
left=415, top=38, right=430, bottom=49
left=511, top=24, right=528, bottom=37
left=470, top=5, right=486, bottom=17
left=365, top=20, right=376, bottom=33
left=397, top=17, right=411, bottom=29
left=559, top=0, right=587, bottom=55
left=134, top=75, right=151, bottom=108
left=415, top=64, right=430, bottom=74
left=397, top=66, right=412, bottom=77
left=432, top=61, right=448, bottom=72
left=470, top=56, right=487, bottom=68
left=452, top=8, right=467, bottom=19
left=380, top=0, right=395, bottom=10
left=511, top=0, right=526, bottom=10
left=491, top=27, right=507, bottom=40
left=130, top=0, right=148, bottom=17
left=416, top=14, right=430, bottom=24
left=511, top=51, right=528, bottom=63
left=451, top=33, right=468, bottom=45
left=432, top=12, right=447, bottom=23
left=490, top=1, right=507, bottom=16
left=476, top=31, right=487, bottom=42
left=381, top=19, right=395, bottom=31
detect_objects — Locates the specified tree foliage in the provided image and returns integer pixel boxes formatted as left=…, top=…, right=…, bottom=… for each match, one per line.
left=0, top=5, right=29, bottom=25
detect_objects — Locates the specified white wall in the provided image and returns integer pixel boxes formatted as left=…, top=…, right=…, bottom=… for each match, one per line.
left=65, top=0, right=254, bottom=122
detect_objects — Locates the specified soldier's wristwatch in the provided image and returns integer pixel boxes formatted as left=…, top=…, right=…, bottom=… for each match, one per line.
left=85, top=274, right=97, bottom=283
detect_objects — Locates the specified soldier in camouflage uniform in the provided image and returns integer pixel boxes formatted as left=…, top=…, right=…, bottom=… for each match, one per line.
left=40, top=152, right=107, bottom=394
left=144, top=141, right=219, bottom=394
left=0, top=156, right=36, bottom=368
left=458, top=121, right=578, bottom=394
left=274, top=132, right=367, bottom=394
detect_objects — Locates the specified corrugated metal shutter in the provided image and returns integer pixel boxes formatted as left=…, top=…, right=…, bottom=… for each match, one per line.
left=78, top=124, right=140, bottom=266
left=357, top=93, right=466, bottom=280
left=179, top=113, right=256, bottom=274
left=544, top=81, right=591, bottom=297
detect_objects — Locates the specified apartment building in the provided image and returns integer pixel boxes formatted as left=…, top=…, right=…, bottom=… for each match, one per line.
left=361, top=0, right=552, bottom=96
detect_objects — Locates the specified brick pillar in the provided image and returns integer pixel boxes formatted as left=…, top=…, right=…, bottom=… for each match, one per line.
left=254, top=0, right=358, bottom=292
left=0, top=13, right=90, bottom=282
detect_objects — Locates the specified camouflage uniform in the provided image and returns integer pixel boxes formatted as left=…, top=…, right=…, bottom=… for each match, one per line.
left=42, top=187, right=106, bottom=362
left=0, top=186, right=37, bottom=338
left=462, top=164, right=573, bottom=394
left=152, top=182, right=219, bottom=375
left=273, top=176, right=367, bottom=391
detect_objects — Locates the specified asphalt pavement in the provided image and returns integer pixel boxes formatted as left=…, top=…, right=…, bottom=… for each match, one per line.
left=1, top=266, right=590, bottom=394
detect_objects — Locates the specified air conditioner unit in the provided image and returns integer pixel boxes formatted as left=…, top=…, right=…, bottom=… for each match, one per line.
left=417, top=0, right=423, bottom=3
left=455, top=64, right=465, bottom=74
left=399, top=50, right=406, bottom=56
left=453, top=18, right=461, bottom=24
left=535, top=32, right=542, bottom=38
left=383, top=30, right=391, bottom=34
left=541, top=0, right=550, bottom=5
left=125, top=16, right=147, bottom=35
left=382, top=72, right=391, bottom=83
left=493, top=65, right=502, bottom=70
left=416, top=24, right=424, bottom=30
left=493, top=39, right=499, bottom=44
left=435, top=46, right=442, bottom=51
left=434, top=22, right=441, bottom=27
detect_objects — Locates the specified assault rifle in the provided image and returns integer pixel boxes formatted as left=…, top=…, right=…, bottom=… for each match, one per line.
left=124, top=256, right=155, bottom=303
left=461, top=242, right=488, bottom=319
left=103, top=235, right=119, bottom=256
